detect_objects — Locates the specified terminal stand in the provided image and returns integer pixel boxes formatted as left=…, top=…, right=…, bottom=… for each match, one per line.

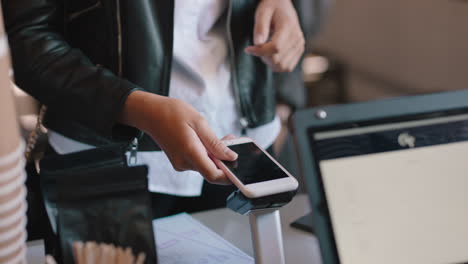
left=226, top=190, right=296, bottom=264
left=249, top=209, right=285, bottom=264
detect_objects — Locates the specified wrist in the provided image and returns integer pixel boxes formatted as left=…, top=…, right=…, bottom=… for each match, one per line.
left=119, top=90, right=166, bottom=132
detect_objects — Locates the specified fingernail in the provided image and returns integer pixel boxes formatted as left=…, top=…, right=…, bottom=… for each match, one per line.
left=254, top=34, right=266, bottom=45
left=245, top=47, right=258, bottom=56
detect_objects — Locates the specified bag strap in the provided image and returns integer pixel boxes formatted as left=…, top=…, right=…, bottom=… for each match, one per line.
left=25, top=104, right=47, bottom=162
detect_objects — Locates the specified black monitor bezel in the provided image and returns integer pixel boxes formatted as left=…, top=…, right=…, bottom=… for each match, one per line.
left=291, top=90, right=468, bottom=264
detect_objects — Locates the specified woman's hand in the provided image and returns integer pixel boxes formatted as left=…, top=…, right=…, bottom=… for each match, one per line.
left=245, top=0, right=305, bottom=72
left=120, top=91, right=238, bottom=184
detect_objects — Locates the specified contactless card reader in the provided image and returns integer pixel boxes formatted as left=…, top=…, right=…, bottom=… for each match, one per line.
left=227, top=190, right=297, bottom=264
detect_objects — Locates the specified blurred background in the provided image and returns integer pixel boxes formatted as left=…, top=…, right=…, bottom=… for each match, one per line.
left=276, top=0, right=468, bottom=190
left=303, top=0, right=468, bottom=105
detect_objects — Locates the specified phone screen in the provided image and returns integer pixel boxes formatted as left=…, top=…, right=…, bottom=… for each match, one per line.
left=221, top=142, right=289, bottom=184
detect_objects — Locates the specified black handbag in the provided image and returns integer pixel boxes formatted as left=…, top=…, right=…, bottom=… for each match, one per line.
left=39, top=144, right=157, bottom=264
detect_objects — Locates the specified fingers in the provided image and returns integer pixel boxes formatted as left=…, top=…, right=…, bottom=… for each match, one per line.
left=245, top=43, right=276, bottom=58
left=191, top=118, right=238, bottom=161
left=167, top=131, right=231, bottom=184
left=193, top=152, right=231, bottom=185
left=168, top=132, right=231, bottom=184
left=253, top=1, right=274, bottom=45
left=194, top=134, right=237, bottom=184
left=245, top=25, right=304, bottom=72
left=221, top=134, right=237, bottom=141
left=278, top=40, right=305, bottom=72
left=247, top=31, right=304, bottom=72
left=185, top=136, right=231, bottom=184
left=190, top=127, right=237, bottom=184
left=246, top=19, right=293, bottom=56
left=245, top=0, right=305, bottom=72
left=244, top=39, right=286, bottom=59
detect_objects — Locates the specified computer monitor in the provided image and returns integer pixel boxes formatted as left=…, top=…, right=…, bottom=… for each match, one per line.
left=292, top=90, right=468, bottom=264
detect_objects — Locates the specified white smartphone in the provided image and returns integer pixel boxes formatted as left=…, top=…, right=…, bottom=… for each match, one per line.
left=214, top=137, right=299, bottom=198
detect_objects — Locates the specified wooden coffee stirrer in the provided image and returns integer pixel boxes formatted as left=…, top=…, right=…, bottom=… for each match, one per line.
left=45, top=241, right=146, bottom=264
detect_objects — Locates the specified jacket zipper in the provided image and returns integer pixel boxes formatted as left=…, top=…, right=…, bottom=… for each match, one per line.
left=116, top=0, right=140, bottom=162
left=226, top=0, right=249, bottom=135
left=68, top=1, right=102, bottom=21
left=116, top=0, right=123, bottom=77
left=128, top=138, right=138, bottom=165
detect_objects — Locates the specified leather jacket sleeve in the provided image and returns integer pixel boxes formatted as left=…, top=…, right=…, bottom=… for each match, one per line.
left=3, top=0, right=139, bottom=138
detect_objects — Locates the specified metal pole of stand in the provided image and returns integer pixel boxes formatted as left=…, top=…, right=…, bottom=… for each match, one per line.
left=249, top=209, right=286, bottom=264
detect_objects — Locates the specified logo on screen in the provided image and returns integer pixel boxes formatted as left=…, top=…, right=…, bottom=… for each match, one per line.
left=398, top=132, right=416, bottom=148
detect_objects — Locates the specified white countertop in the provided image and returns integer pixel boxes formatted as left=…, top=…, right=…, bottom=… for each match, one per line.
left=26, top=194, right=321, bottom=264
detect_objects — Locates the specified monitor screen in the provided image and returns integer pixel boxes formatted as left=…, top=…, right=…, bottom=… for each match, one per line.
left=309, top=113, right=468, bottom=264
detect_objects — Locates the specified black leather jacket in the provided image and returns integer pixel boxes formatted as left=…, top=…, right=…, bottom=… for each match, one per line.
left=3, top=0, right=275, bottom=150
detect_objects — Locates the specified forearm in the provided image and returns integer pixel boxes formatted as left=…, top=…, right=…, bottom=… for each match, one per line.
left=4, top=0, right=137, bottom=137
left=119, top=90, right=168, bottom=133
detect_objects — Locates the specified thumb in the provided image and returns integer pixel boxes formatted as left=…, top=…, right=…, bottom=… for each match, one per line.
left=254, top=3, right=274, bottom=45
left=194, top=121, right=238, bottom=161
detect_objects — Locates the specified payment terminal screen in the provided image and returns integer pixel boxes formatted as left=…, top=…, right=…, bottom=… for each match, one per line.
left=312, top=114, right=468, bottom=264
